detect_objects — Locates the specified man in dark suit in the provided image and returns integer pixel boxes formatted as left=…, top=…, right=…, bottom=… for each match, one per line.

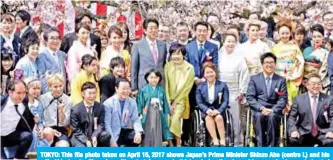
left=183, top=21, right=218, bottom=145
left=131, top=18, right=167, bottom=95
left=14, top=10, right=38, bottom=54
left=70, top=82, right=111, bottom=147
left=246, top=52, right=288, bottom=147
left=1, top=80, right=35, bottom=159
left=288, top=73, right=333, bottom=147
left=328, top=52, right=333, bottom=96
left=60, top=13, right=102, bottom=58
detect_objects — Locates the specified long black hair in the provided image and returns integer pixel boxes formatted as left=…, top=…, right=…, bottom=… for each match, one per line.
left=1, top=48, right=14, bottom=75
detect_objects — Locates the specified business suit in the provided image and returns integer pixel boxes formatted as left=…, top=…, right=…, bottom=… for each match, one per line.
left=104, top=95, right=143, bottom=146
left=328, top=52, right=333, bottom=96
left=196, top=80, right=229, bottom=117
left=185, top=40, right=218, bottom=78
left=288, top=93, right=333, bottom=146
left=15, top=26, right=38, bottom=54
left=1, top=95, right=35, bottom=159
left=60, top=33, right=101, bottom=58
left=246, top=73, right=288, bottom=146
left=36, top=49, right=67, bottom=93
left=131, top=38, right=167, bottom=91
left=70, top=102, right=111, bottom=147
left=0, top=35, right=21, bottom=65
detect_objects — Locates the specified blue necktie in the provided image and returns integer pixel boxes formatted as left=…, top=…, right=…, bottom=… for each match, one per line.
left=198, top=44, right=204, bottom=61
left=266, top=77, right=271, bottom=94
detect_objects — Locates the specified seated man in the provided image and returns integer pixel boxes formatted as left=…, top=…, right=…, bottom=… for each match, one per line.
left=246, top=52, right=288, bottom=147
left=70, top=82, right=111, bottom=147
left=1, top=80, right=35, bottom=159
left=104, top=78, right=144, bottom=147
left=288, top=73, right=333, bottom=147
left=39, top=73, right=72, bottom=146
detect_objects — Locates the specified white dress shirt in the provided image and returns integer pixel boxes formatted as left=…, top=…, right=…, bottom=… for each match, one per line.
left=1, top=98, right=25, bottom=136
left=20, top=26, right=29, bottom=38
left=208, top=82, right=215, bottom=104
left=309, top=92, right=319, bottom=110
left=146, top=37, right=158, bottom=59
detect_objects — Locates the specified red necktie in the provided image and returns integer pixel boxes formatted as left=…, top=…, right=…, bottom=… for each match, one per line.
left=311, top=95, right=318, bottom=137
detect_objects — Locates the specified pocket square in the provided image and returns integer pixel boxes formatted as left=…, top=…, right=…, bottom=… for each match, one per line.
left=275, top=88, right=284, bottom=96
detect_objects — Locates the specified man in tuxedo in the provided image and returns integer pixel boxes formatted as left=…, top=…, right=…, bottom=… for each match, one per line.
left=131, top=18, right=167, bottom=95
left=246, top=52, right=288, bottom=147
left=1, top=80, right=35, bottom=159
left=70, top=82, right=111, bottom=147
left=14, top=10, right=38, bottom=54
left=60, top=13, right=101, bottom=58
left=288, top=73, right=333, bottom=147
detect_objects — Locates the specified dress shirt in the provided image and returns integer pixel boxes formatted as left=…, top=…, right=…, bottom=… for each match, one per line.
left=208, top=82, right=215, bottom=104
left=19, top=26, right=29, bottom=38
left=1, top=98, right=25, bottom=136
left=146, top=37, right=158, bottom=58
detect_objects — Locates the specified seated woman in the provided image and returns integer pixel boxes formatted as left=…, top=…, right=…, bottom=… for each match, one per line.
left=196, top=62, right=229, bottom=146
left=39, top=73, right=72, bottom=147
left=70, top=54, right=100, bottom=105
left=99, top=57, right=125, bottom=103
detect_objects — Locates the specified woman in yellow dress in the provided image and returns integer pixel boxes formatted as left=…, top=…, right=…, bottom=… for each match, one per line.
left=70, top=54, right=100, bottom=105
left=165, top=43, right=195, bottom=147
left=271, top=20, right=304, bottom=106
left=100, top=25, right=130, bottom=78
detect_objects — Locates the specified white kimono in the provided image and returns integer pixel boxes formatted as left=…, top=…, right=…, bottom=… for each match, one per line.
left=218, top=47, right=250, bottom=146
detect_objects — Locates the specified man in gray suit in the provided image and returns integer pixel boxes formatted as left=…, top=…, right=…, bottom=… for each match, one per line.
left=246, top=52, right=288, bottom=147
left=37, top=27, right=67, bottom=93
left=288, top=73, right=333, bottom=147
left=131, top=18, right=167, bottom=95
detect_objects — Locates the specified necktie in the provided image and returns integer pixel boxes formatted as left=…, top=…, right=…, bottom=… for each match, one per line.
left=198, top=44, right=204, bottom=61
left=151, top=42, right=158, bottom=64
left=327, top=31, right=331, bottom=38
left=311, top=96, right=318, bottom=137
left=14, top=104, right=20, bottom=115
left=87, top=106, right=93, bottom=137
left=266, top=77, right=271, bottom=95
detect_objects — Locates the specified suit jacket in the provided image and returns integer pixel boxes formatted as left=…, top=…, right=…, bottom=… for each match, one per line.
left=0, top=95, right=35, bottom=133
left=131, top=38, right=167, bottom=90
left=0, top=35, right=21, bottom=65
left=15, top=26, right=38, bottom=53
left=36, top=49, right=67, bottom=93
left=288, top=93, right=333, bottom=136
left=328, top=52, right=333, bottom=95
left=196, top=80, right=229, bottom=113
left=70, top=101, right=105, bottom=144
left=185, top=40, right=218, bottom=78
left=60, top=33, right=101, bottom=58
left=246, top=73, right=288, bottom=114
left=103, top=95, right=143, bottom=143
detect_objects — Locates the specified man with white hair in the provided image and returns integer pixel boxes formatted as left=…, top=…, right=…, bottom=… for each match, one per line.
left=259, top=21, right=275, bottom=48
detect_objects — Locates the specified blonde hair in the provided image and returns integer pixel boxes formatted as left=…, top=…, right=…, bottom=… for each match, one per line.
left=46, top=73, right=65, bottom=87
left=24, top=77, right=41, bottom=89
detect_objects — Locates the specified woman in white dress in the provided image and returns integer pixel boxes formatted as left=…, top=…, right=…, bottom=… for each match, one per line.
left=218, top=32, right=249, bottom=147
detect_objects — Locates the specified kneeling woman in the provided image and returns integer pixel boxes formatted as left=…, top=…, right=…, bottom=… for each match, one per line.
left=196, top=62, right=229, bottom=146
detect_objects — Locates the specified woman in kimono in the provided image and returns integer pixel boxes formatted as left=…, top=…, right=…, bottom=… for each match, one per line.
left=302, top=24, right=330, bottom=93
left=196, top=62, right=229, bottom=146
left=70, top=54, right=100, bottom=105
left=137, top=69, right=173, bottom=147
left=271, top=20, right=304, bottom=106
left=66, top=23, right=97, bottom=82
left=100, top=25, right=130, bottom=78
left=15, top=37, right=40, bottom=79
left=99, top=57, right=126, bottom=103
left=165, top=43, right=195, bottom=147
left=218, top=32, right=249, bottom=147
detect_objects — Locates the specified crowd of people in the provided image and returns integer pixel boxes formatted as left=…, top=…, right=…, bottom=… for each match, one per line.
left=1, top=1, right=333, bottom=159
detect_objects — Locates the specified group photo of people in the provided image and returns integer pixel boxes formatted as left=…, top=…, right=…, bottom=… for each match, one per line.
left=1, top=0, right=333, bottom=159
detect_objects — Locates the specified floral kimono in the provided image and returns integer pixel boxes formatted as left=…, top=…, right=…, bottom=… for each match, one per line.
left=137, top=84, right=173, bottom=146
left=271, top=41, right=305, bottom=106
left=303, top=46, right=330, bottom=92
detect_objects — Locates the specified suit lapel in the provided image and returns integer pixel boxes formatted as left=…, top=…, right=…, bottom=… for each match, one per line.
left=192, top=41, right=199, bottom=63
left=79, top=103, right=89, bottom=123
left=201, top=41, right=209, bottom=63
left=259, top=73, right=269, bottom=98
left=202, top=82, right=209, bottom=104
left=214, top=81, right=219, bottom=103
left=316, top=93, right=324, bottom=120
left=157, top=40, right=163, bottom=64
left=269, top=74, right=277, bottom=97
left=143, top=38, right=156, bottom=65
left=305, top=93, right=314, bottom=122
